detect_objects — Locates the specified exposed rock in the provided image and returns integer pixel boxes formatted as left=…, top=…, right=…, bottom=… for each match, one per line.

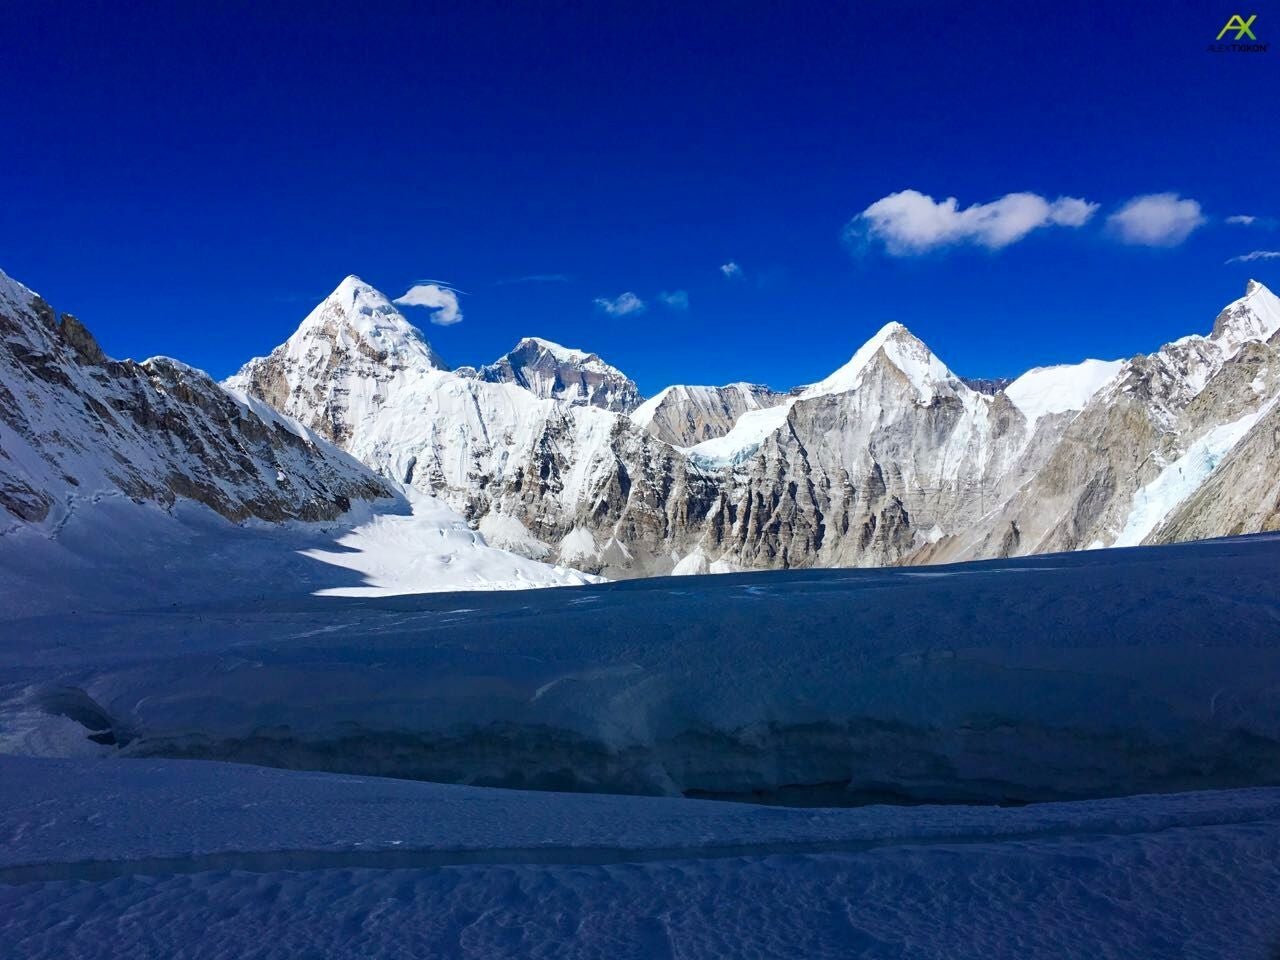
left=960, top=376, right=1013, bottom=395
left=931, top=281, right=1280, bottom=560
left=468, top=337, right=642, bottom=412
left=0, top=269, right=393, bottom=532
left=630, top=383, right=787, bottom=446
left=228, top=276, right=1280, bottom=577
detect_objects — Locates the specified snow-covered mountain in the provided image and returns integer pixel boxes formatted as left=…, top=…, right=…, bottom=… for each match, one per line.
left=630, top=382, right=787, bottom=446
left=226, top=275, right=1280, bottom=577
left=0, top=268, right=392, bottom=532
left=921, top=279, right=1280, bottom=562
left=10, top=264, right=1273, bottom=583
left=0, top=269, right=596, bottom=606
left=461, top=336, right=642, bottom=412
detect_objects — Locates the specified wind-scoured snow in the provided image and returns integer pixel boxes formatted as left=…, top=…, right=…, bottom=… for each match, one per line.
left=1, top=756, right=1279, bottom=958
left=0, top=490, right=596, bottom=620
left=1005, top=358, right=1124, bottom=425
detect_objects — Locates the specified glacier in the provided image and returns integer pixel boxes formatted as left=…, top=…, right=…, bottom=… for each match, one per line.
left=4, top=532, right=1279, bottom=805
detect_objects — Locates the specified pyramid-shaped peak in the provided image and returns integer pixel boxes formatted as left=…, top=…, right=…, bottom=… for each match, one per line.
left=1210, top=278, right=1280, bottom=349
left=324, top=275, right=399, bottom=314
left=802, top=320, right=959, bottom=402
left=258, top=276, right=449, bottom=372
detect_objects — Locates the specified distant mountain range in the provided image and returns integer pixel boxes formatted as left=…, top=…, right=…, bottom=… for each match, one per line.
left=3, top=265, right=1277, bottom=581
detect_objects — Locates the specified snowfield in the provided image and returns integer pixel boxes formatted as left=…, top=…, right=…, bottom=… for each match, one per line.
left=1, top=529, right=1279, bottom=955
left=3, top=533, right=1279, bottom=803
left=0, top=488, right=598, bottom=618
left=3, top=256, right=1280, bottom=956
left=0, top=756, right=1278, bottom=958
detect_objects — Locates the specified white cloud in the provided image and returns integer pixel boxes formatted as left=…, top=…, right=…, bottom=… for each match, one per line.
left=394, top=283, right=464, bottom=326
left=658, top=290, right=689, bottom=310
left=847, top=189, right=1099, bottom=254
left=594, top=291, right=646, bottom=316
left=1107, top=193, right=1206, bottom=247
left=1226, top=215, right=1258, bottom=226
left=1226, top=250, right=1280, bottom=264
left=720, top=261, right=743, bottom=278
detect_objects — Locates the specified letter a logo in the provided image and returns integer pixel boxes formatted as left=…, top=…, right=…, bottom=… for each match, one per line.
left=1217, top=14, right=1258, bottom=39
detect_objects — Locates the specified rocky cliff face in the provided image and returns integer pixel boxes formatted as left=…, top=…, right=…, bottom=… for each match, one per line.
left=630, top=383, right=787, bottom=447
left=229, top=276, right=1280, bottom=578
left=467, top=337, right=642, bottom=412
left=0, top=270, right=393, bottom=533
left=924, top=281, right=1280, bottom=561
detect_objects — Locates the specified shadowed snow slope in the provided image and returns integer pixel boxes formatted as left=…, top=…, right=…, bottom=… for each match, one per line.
left=2, top=533, right=1278, bottom=804
left=1, top=755, right=1278, bottom=959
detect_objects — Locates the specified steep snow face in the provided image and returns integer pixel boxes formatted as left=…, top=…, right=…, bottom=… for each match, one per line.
left=0, top=268, right=392, bottom=533
left=469, top=337, right=643, bottom=412
left=686, top=403, right=795, bottom=468
left=630, top=382, right=786, bottom=446
left=1005, top=358, right=1124, bottom=425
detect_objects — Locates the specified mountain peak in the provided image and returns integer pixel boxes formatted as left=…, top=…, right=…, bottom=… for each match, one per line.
left=515, top=336, right=595, bottom=364
left=1210, top=278, right=1280, bottom=351
left=324, top=274, right=396, bottom=314
left=283, top=277, right=448, bottom=370
left=801, top=320, right=959, bottom=402
left=475, top=336, right=641, bottom=412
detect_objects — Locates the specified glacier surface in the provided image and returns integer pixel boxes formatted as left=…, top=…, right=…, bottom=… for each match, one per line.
left=1, top=755, right=1278, bottom=959
left=3, top=532, right=1278, bottom=804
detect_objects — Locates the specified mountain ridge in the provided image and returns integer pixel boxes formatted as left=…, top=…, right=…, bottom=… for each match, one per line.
left=5, top=264, right=1277, bottom=580
left=222, top=274, right=1280, bottom=576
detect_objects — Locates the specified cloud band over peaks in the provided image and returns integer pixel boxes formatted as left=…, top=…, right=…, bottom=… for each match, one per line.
left=847, top=189, right=1099, bottom=255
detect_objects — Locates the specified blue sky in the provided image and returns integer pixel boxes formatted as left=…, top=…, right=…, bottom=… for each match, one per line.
left=2, top=0, right=1278, bottom=395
